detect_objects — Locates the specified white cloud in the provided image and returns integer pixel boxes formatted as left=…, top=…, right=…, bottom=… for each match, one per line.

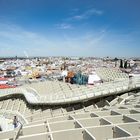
left=70, top=8, right=103, bottom=20
left=0, top=23, right=54, bottom=56
left=0, top=23, right=139, bottom=57
left=55, top=23, right=73, bottom=29
left=71, top=8, right=79, bottom=13
left=55, top=8, right=103, bottom=31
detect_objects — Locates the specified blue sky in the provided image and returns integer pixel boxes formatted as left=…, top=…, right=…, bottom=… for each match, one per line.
left=0, top=0, right=140, bottom=57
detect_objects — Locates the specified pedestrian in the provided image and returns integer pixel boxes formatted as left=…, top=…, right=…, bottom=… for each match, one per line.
left=129, top=75, right=133, bottom=89
left=13, top=116, right=18, bottom=128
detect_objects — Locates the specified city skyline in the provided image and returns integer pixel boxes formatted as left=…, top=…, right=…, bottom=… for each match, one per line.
left=0, top=0, right=140, bottom=57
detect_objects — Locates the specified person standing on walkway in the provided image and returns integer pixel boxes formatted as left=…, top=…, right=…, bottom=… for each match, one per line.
left=13, top=116, right=18, bottom=128
left=129, top=75, right=133, bottom=89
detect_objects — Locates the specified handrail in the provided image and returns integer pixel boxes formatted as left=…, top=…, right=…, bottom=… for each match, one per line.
left=13, top=122, right=23, bottom=140
left=0, top=110, right=28, bottom=124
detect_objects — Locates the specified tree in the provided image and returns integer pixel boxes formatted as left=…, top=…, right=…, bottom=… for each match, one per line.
left=120, top=59, right=123, bottom=68
left=79, top=57, right=83, bottom=60
left=124, top=61, right=128, bottom=69
left=114, top=57, right=118, bottom=61
left=114, top=57, right=118, bottom=67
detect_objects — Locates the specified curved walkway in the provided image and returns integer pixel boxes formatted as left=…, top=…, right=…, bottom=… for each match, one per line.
left=0, top=77, right=140, bottom=105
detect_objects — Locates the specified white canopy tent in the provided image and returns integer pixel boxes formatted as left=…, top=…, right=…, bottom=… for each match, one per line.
left=88, top=73, right=101, bottom=85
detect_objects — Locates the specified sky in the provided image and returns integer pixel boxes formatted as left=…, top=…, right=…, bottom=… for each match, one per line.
left=0, top=0, right=140, bottom=57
